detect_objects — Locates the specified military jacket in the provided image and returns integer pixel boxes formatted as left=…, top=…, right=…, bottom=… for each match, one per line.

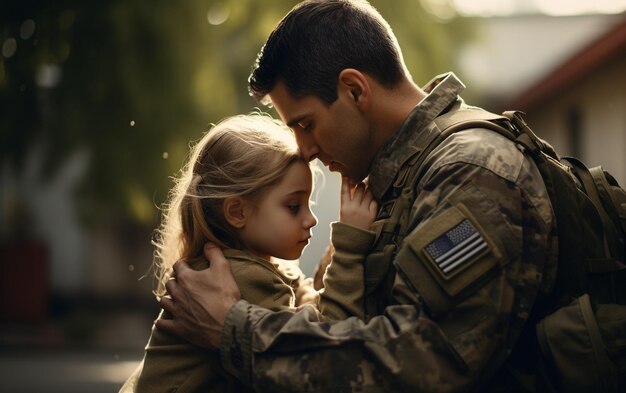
left=219, top=73, right=558, bottom=392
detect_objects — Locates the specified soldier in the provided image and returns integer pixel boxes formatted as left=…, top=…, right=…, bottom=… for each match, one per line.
left=158, top=0, right=557, bottom=391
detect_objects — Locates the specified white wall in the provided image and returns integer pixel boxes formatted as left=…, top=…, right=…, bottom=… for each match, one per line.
left=299, top=162, right=341, bottom=277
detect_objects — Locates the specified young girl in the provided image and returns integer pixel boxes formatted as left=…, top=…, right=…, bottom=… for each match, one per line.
left=120, top=114, right=378, bottom=393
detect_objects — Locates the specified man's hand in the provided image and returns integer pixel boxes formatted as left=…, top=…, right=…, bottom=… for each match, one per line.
left=339, top=176, right=378, bottom=230
left=156, top=243, right=241, bottom=349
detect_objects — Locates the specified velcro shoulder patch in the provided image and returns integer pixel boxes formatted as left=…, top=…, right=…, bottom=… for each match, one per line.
left=395, top=202, right=504, bottom=316
left=424, top=218, right=489, bottom=277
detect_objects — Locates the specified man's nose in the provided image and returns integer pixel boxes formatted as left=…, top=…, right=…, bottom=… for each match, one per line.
left=295, top=132, right=319, bottom=162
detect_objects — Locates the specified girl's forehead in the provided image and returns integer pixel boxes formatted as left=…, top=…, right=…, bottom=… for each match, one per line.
left=268, top=161, right=313, bottom=195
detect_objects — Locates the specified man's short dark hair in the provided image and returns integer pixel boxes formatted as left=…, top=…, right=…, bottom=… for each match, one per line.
left=249, top=0, right=406, bottom=105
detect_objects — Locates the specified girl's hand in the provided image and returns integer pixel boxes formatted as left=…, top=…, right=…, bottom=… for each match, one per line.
left=339, top=176, right=378, bottom=230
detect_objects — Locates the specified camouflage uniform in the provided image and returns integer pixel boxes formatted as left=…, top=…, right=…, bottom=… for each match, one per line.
left=219, top=73, right=558, bottom=392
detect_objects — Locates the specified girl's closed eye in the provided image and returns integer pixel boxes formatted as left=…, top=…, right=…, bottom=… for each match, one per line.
left=286, top=203, right=300, bottom=214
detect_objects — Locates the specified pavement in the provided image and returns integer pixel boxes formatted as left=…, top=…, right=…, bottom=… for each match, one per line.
left=0, top=306, right=156, bottom=393
left=0, top=349, right=143, bottom=393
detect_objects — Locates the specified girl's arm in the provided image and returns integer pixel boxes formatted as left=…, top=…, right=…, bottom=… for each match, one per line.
left=317, top=177, right=378, bottom=320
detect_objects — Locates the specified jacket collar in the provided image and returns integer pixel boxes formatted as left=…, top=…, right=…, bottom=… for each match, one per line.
left=368, top=72, right=466, bottom=200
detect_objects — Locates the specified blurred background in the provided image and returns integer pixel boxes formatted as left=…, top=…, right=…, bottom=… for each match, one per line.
left=1, top=0, right=625, bottom=391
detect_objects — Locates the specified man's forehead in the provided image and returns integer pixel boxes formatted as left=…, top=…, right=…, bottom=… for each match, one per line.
left=268, top=81, right=294, bottom=106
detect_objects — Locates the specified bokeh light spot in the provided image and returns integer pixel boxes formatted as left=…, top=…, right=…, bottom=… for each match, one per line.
left=130, top=120, right=136, bottom=127
left=20, top=20, right=36, bottom=40
left=162, top=152, right=169, bottom=159
left=36, top=64, right=62, bottom=88
left=420, top=0, right=456, bottom=21
left=2, top=38, right=17, bottom=58
left=207, top=4, right=230, bottom=25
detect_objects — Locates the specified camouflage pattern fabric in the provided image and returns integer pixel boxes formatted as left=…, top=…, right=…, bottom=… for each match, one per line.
left=220, top=73, right=558, bottom=392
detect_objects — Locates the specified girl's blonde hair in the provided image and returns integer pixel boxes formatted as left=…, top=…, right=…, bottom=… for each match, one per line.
left=154, top=114, right=300, bottom=296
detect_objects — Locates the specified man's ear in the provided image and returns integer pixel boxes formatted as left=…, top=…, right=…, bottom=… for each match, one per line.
left=223, top=197, right=247, bottom=229
left=338, top=68, right=371, bottom=111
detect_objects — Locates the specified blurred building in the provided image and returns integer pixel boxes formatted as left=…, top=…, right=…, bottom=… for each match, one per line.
left=507, top=15, right=626, bottom=185
left=459, top=12, right=626, bottom=185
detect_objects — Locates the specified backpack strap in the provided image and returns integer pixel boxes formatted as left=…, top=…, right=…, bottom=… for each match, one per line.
left=590, top=167, right=626, bottom=255
left=561, top=157, right=626, bottom=274
left=502, top=111, right=556, bottom=158
left=564, top=159, right=618, bottom=255
left=432, top=109, right=556, bottom=163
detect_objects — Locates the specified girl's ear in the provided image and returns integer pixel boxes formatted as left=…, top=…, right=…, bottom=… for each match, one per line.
left=223, top=197, right=247, bottom=228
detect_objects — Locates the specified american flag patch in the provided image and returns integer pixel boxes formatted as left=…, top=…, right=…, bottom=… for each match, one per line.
left=424, top=219, right=488, bottom=276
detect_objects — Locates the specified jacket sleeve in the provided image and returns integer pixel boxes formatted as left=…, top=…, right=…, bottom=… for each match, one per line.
left=317, top=222, right=375, bottom=320
left=122, top=310, right=225, bottom=393
left=219, top=159, right=554, bottom=392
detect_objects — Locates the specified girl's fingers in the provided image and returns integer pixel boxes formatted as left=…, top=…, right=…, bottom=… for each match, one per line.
left=352, top=182, right=366, bottom=202
left=342, top=178, right=377, bottom=212
left=369, top=199, right=379, bottom=216
left=361, top=187, right=373, bottom=205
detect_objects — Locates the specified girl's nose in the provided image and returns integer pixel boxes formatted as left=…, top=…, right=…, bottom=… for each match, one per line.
left=304, top=210, right=317, bottom=229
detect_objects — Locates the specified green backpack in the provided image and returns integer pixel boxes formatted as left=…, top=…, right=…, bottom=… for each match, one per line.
left=435, top=109, right=626, bottom=392
left=366, top=108, right=626, bottom=392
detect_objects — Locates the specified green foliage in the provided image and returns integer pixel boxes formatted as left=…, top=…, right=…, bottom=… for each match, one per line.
left=0, top=0, right=475, bottom=228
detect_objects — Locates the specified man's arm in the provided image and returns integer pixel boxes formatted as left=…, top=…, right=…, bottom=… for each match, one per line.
left=157, top=244, right=240, bottom=349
